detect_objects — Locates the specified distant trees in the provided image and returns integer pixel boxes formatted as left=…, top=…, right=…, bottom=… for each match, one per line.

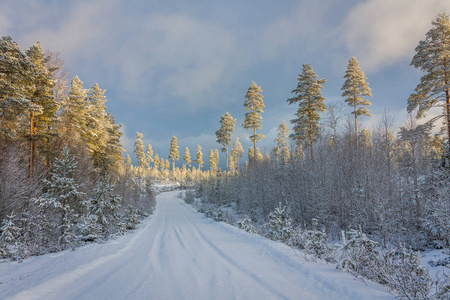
left=342, top=57, right=372, bottom=148
left=215, top=112, right=236, bottom=170
left=274, top=121, right=290, bottom=163
left=287, top=64, right=326, bottom=160
left=242, top=82, right=265, bottom=163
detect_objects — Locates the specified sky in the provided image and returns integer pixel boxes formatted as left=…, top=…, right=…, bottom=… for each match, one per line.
left=2, top=0, right=450, bottom=167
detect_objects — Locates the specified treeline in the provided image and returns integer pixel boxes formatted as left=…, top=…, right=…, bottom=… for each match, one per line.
left=0, top=37, right=154, bottom=260
left=197, top=13, right=450, bottom=250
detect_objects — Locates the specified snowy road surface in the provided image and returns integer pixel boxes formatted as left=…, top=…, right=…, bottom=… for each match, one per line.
left=0, top=191, right=395, bottom=300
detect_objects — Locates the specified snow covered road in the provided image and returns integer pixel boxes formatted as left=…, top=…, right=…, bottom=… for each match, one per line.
left=0, top=191, right=395, bottom=299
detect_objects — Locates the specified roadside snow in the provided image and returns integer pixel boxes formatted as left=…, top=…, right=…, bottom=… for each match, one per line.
left=0, top=191, right=395, bottom=300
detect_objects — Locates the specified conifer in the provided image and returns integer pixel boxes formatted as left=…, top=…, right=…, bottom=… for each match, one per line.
left=408, top=12, right=450, bottom=157
left=183, top=147, right=191, bottom=167
left=287, top=64, right=326, bottom=160
left=215, top=112, right=236, bottom=170
left=195, top=145, right=203, bottom=170
left=342, top=57, right=372, bottom=148
left=242, top=82, right=265, bottom=162
left=168, top=136, right=179, bottom=172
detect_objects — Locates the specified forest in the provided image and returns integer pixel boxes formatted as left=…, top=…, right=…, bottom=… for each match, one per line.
left=0, top=10, right=449, bottom=299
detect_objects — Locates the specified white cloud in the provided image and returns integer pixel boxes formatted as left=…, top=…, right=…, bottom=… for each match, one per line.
left=341, top=0, right=450, bottom=72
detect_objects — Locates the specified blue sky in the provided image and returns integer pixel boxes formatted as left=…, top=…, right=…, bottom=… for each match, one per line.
left=2, top=0, right=449, bottom=167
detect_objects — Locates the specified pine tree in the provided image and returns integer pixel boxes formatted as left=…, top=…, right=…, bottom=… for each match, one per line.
left=0, top=36, right=33, bottom=139
left=195, top=144, right=203, bottom=170
left=231, top=137, right=244, bottom=171
left=255, top=148, right=263, bottom=162
left=287, top=64, right=326, bottom=160
left=153, top=153, right=160, bottom=171
left=242, top=82, right=265, bottom=162
left=134, top=132, right=147, bottom=189
left=183, top=147, right=191, bottom=167
left=274, top=121, right=291, bottom=163
left=408, top=12, right=450, bottom=158
left=229, top=148, right=237, bottom=172
left=146, top=144, right=153, bottom=168
left=25, top=42, right=58, bottom=177
left=209, top=149, right=219, bottom=174
left=215, top=112, right=236, bottom=170
left=342, top=57, right=372, bottom=148
left=248, top=147, right=254, bottom=163
left=168, top=136, right=179, bottom=172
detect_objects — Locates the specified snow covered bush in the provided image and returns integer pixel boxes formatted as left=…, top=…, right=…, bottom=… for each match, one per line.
left=204, top=208, right=224, bottom=222
left=264, top=203, right=292, bottom=242
left=183, top=190, right=195, bottom=204
left=237, top=216, right=256, bottom=234
left=338, top=229, right=381, bottom=281
left=120, top=205, right=141, bottom=230
left=289, top=219, right=335, bottom=262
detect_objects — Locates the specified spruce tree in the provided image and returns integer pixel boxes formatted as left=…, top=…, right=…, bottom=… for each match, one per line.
left=153, top=153, right=160, bottom=171
left=242, top=82, right=265, bottom=162
left=195, top=145, right=203, bottom=170
left=408, top=12, right=450, bottom=157
left=215, top=112, right=236, bottom=170
left=168, top=136, right=180, bottom=172
left=287, top=64, right=326, bottom=160
left=183, top=147, right=191, bottom=167
left=61, top=76, right=88, bottom=146
left=342, top=57, right=372, bottom=148
left=209, top=149, right=218, bottom=174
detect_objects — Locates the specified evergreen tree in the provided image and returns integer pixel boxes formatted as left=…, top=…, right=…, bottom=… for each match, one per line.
left=274, top=121, right=291, bottom=163
left=32, top=146, right=85, bottom=249
left=247, top=147, right=254, bottom=163
left=153, top=153, right=160, bottom=171
left=255, top=147, right=263, bottom=162
left=0, top=36, right=33, bottom=139
left=168, top=136, right=179, bottom=172
left=25, top=42, right=58, bottom=177
left=134, top=132, right=147, bottom=189
left=209, top=149, right=218, bottom=174
left=229, top=148, right=237, bottom=172
left=242, top=82, right=265, bottom=162
left=215, top=112, right=236, bottom=170
left=195, top=144, right=203, bottom=170
left=287, top=64, right=326, bottom=160
left=342, top=57, right=372, bottom=148
left=60, top=76, right=88, bottom=146
left=146, top=144, right=153, bottom=168
left=408, top=12, right=450, bottom=158
left=231, top=138, right=244, bottom=170
left=183, top=147, right=191, bottom=167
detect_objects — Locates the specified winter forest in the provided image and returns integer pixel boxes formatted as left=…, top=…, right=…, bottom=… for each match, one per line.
left=1, top=9, right=450, bottom=300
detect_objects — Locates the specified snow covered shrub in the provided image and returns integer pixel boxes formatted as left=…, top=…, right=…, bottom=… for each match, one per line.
left=378, top=246, right=432, bottom=299
left=184, top=190, right=195, bottom=204
left=421, top=196, right=450, bottom=249
left=264, top=203, right=293, bottom=242
left=121, top=205, right=141, bottom=230
left=204, top=209, right=224, bottom=222
left=77, top=215, right=102, bottom=242
left=289, top=219, right=335, bottom=262
left=85, top=175, right=121, bottom=234
left=237, top=216, right=256, bottom=234
left=339, top=229, right=381, bottom=281
left=0, top=213, right=28, bottom=260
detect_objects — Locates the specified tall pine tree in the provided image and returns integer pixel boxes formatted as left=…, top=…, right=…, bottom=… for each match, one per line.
left=242, top=82, right=265, bottom=163
left=408, top=12, right=450, bottom=159
left=168, top=136, right=179, bottom=172
left=215, top=112, right=236, bottom=170
left=287, top=64, right=326, bottom=160
left=342, top=57, right=372, bottom=148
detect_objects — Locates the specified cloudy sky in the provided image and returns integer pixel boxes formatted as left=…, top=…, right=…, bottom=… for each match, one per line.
left=2, top=0, right=449, bottom=166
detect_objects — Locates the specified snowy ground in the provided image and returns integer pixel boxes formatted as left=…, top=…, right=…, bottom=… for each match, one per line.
left=0, top=191, right=395, bottom=300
